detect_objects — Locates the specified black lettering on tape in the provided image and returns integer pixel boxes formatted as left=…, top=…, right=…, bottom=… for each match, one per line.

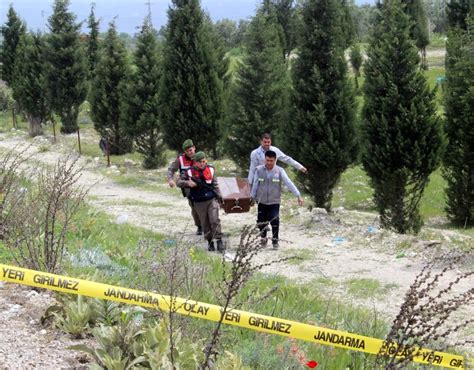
left=104, top=288, right=159, bottom=306
left=33, top=274, right=79, bottom=291
left=421, top=351, right=443, bottom=365
left=2, top=267, right=25, bottom=281
left=449, top=359, right=463, bottom=368
left=248, top=316, right=292, bottom=334
left=314, top=330, right=365, bottom=350
left=183, top=302, right=209, bottom=316
left=221, top=310, right=241, bottom=323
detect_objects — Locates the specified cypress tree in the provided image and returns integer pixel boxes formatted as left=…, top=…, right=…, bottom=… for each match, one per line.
left=0, top=5, right=26, bottom=86
left=205, top=15, right=231, bottom=158
left=160, top=0, right=223, bottom=157
left=286, top=0, right=358, bottom=211
left=362, top=0, right=443, bottom=234
left=443, top=14, right=474, bottom=225
left=122, top=19, right=165, bottom=168
left=447, top=0, right=473, bottom=29
left=86, top=4, right=100, bottom=76
left=225, top=5, right=289, bottom=171
left=349, top=44, right=363, bottom=91
left=12, top=32, right=51, bottom=137
left=401, top=0, right=429, bottom=68
left=341, top=0, right=357, bottom=48
left=44, top=0, right=87, bottom=134
left=90, top=21, right=132, bottom=155
left=268, top=0, right=297, bottom=59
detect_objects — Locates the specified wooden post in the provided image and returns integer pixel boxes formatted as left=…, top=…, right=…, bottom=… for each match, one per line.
left=12, top=107, right=17, bottom=129
left=51, top=117, right=57, bottom=143
left=77, top=127, right=82, bottom=155
left=106, top=145, right=110, bottom=167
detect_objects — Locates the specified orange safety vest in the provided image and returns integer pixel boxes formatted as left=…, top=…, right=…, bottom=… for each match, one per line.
left=187, top=165, right=215, bottom=184
left=187, top=165, right=216, bottom=202
left=178, top=154, right=193, bottom=171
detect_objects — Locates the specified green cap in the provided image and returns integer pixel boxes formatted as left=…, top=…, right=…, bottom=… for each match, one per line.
left=193, top=151, right=206, bottom=161
left=182, top=139, right=194, bottom=151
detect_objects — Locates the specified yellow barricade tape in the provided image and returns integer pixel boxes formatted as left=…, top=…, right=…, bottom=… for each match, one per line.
left=0, top=264, right=466, bottom=369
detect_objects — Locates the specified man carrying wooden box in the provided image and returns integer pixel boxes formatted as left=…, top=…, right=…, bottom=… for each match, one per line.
left=251, top=150, right=304, bottom=249
left=178, top=151, right=225, bottom=252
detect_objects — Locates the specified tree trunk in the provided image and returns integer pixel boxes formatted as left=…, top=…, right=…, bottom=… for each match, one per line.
left=28, top=115, right=43, bottom=137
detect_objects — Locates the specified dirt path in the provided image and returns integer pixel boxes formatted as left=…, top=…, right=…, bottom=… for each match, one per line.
left=0, top=130, right=472, bottom=367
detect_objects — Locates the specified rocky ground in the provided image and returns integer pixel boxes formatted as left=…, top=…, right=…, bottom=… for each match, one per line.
left=0, top=129, right=472, bottom=368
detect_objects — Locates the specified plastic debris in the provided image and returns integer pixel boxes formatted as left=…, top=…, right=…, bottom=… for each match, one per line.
left=164, top=239, right=176, bottom=246
left=116, top=213, right=129, bottom=224
left=367, top=225, right=377, bottom=233
left=332, top=236, right=346, bottom=244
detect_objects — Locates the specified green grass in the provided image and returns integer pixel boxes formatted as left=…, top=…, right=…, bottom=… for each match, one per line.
left=281, top=248, right=314, bottom=265
left=345, top=278, right=398, bottom=299
left=0, top=110, right=28, bottom=132
left=333, top=166, right=449, bottom=219
left=108, top=198, right=173, bottom=208
left=333, top=166, right=374, bottom=211
left=428, top=33, right=447, bottom=49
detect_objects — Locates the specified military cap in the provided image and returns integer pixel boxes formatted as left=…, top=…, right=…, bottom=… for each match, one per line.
left=182, top=139, right=194, bottom=151
left=194, top=151, right=206, bottom=161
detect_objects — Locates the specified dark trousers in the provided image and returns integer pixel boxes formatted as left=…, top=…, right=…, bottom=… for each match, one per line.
left=257, top=203, right=280, bottom=242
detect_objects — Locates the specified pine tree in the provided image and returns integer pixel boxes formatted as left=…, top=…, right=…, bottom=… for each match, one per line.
left=122, top=19, right=165, bottom=168
left=205, top=15, right=231, bottom=158
left=362, top=0, right=443, bottom=234
left=160, top=0, right=223, bottom=156
left=341, top=0, right=357, bottom=48
left=12, top=32, right=51, bottom=137
left=44, top=0, right=87, bottom=134
left=443, top=14, right=474, bottom=225
left=447, top=0, right=473, bottom=29
left=286, top=0, right=358, bottom=211
left=401, top=0, right=429, bottom=68
left=269, top=0, right=298, bottom=59
left=0, top=5, right=26, bottom=86
left=90, top=21, right=132, bottom=155
left=225, top=5, right=289, bottom=171
left=349, top=44, right=363, bottom=91
left=86, top=4, right=100, bottom=76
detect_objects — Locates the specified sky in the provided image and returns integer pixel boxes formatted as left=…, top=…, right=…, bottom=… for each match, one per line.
left=1, top=0, right=374, bottom=35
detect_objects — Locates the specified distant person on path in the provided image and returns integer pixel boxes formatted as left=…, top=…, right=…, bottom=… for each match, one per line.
left=178, top=151, right=225, bottom=252
left=248, top=133, right=307, bottom=185
left=251, top=150, right=304, bottom=249
left=167, top=139, right=202, bottom=235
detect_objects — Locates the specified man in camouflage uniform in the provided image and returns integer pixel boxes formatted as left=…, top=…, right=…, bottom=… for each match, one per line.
left=178, top=151, right=224, bottom=252
left=167, top=139, right=202, bottom=235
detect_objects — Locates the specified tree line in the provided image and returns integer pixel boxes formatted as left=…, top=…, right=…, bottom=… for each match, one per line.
left=1, top=0, right=473, bottom=232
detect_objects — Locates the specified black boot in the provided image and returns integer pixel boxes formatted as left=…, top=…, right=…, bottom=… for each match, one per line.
left=196, top=226, right=203, bottom=235
left=216, top=239, right=224, bottom=253
left=207, top=240, right=215, bottom=251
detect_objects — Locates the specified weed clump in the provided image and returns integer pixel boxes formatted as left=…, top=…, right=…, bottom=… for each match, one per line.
left=376, top=251, right=473, bottom=368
